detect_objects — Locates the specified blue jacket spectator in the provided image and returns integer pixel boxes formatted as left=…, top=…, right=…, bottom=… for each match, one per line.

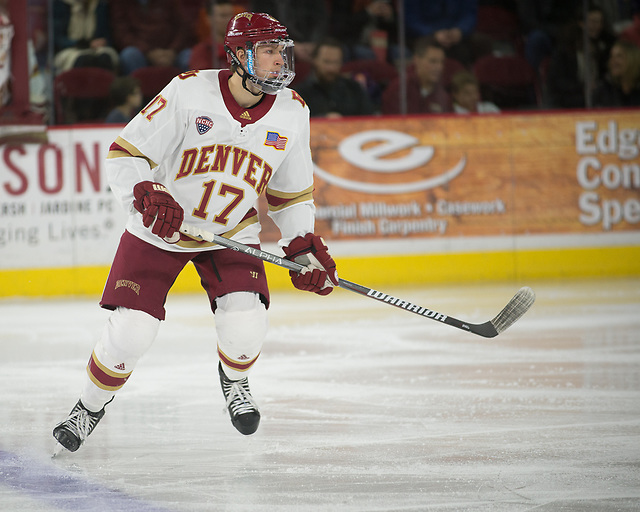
left=403, top=0, right=487, bottom=67
left=404, top=0, right=477, bottom=42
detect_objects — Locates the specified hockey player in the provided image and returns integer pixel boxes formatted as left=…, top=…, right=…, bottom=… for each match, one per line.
left=53, top=12, right=339, bottom=452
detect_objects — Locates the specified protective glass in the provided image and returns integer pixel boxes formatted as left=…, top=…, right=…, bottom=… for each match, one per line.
left=245, top=39, right=295, bottom=94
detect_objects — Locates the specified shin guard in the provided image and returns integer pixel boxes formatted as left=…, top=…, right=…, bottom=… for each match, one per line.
left=81, top=307, right=160, bottom=411
left=215, top=292, right=268, bottom=380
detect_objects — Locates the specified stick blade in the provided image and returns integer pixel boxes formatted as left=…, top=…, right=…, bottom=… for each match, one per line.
left=489, top=286, right=536, bottom=335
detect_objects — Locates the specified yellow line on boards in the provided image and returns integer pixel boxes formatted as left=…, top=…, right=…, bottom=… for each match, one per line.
left=1, top=246, right=638, bottom=298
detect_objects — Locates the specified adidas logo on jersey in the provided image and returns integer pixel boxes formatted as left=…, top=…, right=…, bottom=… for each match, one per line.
left=114, top=363, right=126, bottom=371
left=240, top=111, right=251, bottom=120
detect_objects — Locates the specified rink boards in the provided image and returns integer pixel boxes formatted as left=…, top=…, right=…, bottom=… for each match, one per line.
left=2, top=238, right=639, bottom=297
left=1, top=109, right=639, bottom=297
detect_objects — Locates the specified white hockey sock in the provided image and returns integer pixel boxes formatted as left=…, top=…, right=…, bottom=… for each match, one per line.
left=215, top=292, right=268, bottom=381
left=80, top=307, right=160, bottom=412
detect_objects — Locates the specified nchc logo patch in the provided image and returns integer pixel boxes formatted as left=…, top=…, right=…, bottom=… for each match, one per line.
left=195, top=116, right=213, bottom=135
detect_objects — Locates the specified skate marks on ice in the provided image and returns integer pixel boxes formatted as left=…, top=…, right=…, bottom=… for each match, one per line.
left=0, top=279, right=639, bottom=511
left=0, top=450, right=174, bottom=512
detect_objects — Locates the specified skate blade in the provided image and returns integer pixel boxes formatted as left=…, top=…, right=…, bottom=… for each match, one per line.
left=51, top=442, right=67, bottom=459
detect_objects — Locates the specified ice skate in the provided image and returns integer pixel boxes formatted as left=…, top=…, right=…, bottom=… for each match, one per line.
left=52, top=400, right=106, bottom=452
left=218, top=362, right=260, bottom=435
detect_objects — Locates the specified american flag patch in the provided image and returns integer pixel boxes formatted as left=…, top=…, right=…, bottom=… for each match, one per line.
left=264, top=131, right=287, bottom=150
left=195, top=116, right=213, bottom=135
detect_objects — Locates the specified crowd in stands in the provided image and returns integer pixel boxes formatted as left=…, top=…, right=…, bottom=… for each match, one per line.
left=31, top=0, right=640, bottom=123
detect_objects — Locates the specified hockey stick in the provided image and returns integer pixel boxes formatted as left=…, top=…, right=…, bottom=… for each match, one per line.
left=178, top=223, right=535, bottom=338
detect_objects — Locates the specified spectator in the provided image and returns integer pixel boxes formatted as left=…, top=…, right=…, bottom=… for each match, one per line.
left=592, top=38, right=640, bottom=106
left=403, top=0, right=489, bottom=67
left=450, top=70, right=500, bottom=113
left=27, top=0, right=49, bottom=70
left=52, top=0, right=118, bottom=74
left=329, top=0, right=398, bottom=62
left=0, top=7, right=12, bottom=107
left=382, top=37, right=451, bottom=115
left=189, top=0, right=236, bottom=70
left=109, top=0, right=193, bottom=75
left=546, top=22, right=597, bottom=108
left=182, top=0, right=210, bottom=43
left=598, top=0, right=637, bottom=33
left=295, top=38, right=374, bottom=118
left=516, top=0, right=582, bottom=73
left=545, top=5, right=615, bottom=108
left=250, top=1, right=329, bottom=63
left=620, top=9, right=640, bottom=47
left=583, top=4, right=616, bottom=79
left=105, top=76, right=143, bottom=124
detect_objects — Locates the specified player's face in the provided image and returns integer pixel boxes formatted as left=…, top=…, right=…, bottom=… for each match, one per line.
left=253, top=42, right=286, bottom=78
left=235, top=39, right=295, bottom=94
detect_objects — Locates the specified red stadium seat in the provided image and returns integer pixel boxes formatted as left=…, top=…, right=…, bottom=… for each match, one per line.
left=475, top=6, right=523, bottom=55
left=340, top=59, right=398, bottom=110
left=341, top=58, right=398, bottom=87
left=290, top=58, right=312, bottom=86
left=54, top=67, right=116, bottom=124
left=473, top=54, right=536, bottom=109
left=131, top=66, right=181, bottom=103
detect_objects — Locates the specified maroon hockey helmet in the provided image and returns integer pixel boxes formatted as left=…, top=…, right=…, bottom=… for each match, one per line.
left=224, top=12, right=295, bottom=94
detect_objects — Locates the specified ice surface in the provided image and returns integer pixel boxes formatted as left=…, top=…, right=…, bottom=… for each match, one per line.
left=1, top=278, right=639, bottom=511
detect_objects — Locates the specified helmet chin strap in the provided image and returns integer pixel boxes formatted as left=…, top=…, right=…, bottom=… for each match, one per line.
left=238, top=67, right=264, bottom=97
left=226, top=46, right=264, bottom=97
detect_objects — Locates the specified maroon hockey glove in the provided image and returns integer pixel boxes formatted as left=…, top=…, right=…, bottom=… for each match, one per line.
left=133, top=181, right=184, bottom=241
left=283, top=233, right=339, bottom=296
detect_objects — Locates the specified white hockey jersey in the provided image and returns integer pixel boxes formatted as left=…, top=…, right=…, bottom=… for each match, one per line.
left=106, top=69, right=316, bottom=252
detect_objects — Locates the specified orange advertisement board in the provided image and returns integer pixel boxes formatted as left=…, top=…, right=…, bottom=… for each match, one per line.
left=260, top=110, right=640, bottom=244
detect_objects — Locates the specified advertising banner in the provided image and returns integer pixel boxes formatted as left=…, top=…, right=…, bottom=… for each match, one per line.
left=1, top=127, right=126, bottom=269
left=1, top=110, right=639, bottom=272
left=261, top=111, right=640, bottom=244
